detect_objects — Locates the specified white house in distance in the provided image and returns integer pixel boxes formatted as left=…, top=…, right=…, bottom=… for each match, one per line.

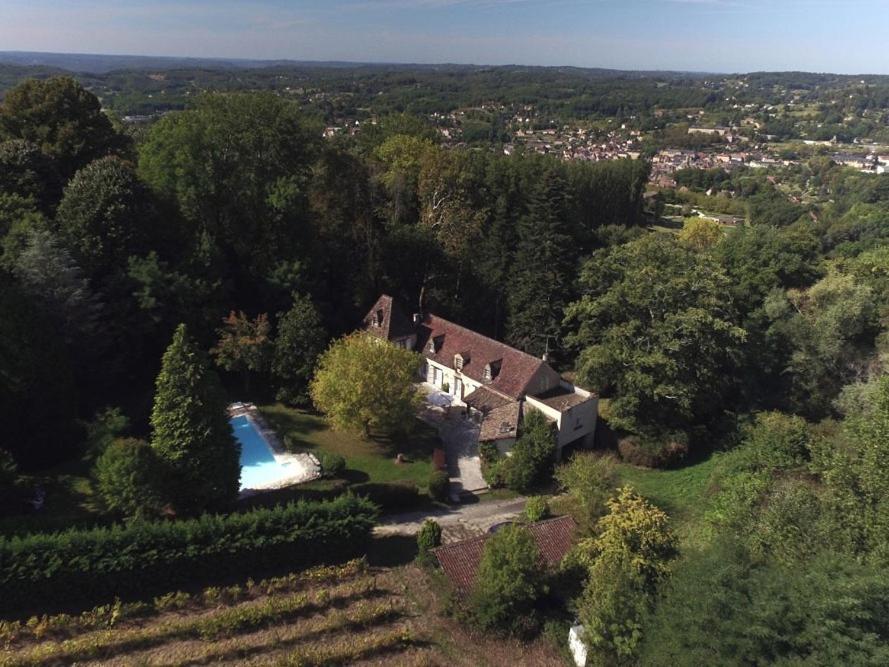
left=362, top=294, right=598, bottom=458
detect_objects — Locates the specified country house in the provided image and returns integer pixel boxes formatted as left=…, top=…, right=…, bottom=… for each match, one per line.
left=362, top=295, right=598, bottom=458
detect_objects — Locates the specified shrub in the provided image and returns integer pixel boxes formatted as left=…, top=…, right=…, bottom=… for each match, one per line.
left=0, top=494, right=378, bottom=617
left=618, top=434, right=688, bottom=468
left=352, top=481, right=420, bottom=511
left=416, top=519, right=443, bottom=566
left=501, top=410, right=556, bottom=493
left=469, top=524, right=544, bottom=636
left=524, top=496, right=550, bottom=523
left=93, top=437, right=165, bottom=520
left=318, top=451, right=346, bottom=477
left=554, top=453, right=618, bottom=532
left=428, top=470, right=450, bottom=502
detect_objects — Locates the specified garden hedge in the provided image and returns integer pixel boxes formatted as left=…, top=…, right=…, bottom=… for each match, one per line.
left=0, top=494, right=378, bottom=617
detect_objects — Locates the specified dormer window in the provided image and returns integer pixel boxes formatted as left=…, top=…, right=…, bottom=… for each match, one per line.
left=373, top=309, right=383, bottom=327
left=427, top=338, right=436, bottom=353
left=483, top=364, right=492, bottom=381
left=484, top=359, right=502, bottom=382
left=454, top=354, right=464, bottom=372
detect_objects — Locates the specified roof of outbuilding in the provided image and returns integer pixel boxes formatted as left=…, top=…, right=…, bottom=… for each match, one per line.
left=431, top=515, right=577, bottom=595
left=416, top=314, right=546, bottom=400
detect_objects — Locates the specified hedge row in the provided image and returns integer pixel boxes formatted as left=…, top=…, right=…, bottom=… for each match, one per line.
left=241, top=480, right=423, bottom=513
left=0, top=495, right=378, bottom=617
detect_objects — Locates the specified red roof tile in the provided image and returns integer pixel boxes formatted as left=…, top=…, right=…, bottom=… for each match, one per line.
left=432, top=515, right=577, bottom=595
left=361, top=294, right=415, bottom=341
left=416, top=314, right=547, bottom=400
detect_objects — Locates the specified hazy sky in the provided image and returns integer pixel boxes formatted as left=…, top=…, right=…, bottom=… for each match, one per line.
left=3, top=0, right=889, bottom=73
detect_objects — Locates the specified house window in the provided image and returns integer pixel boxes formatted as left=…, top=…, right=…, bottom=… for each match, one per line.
left=454, top=354, right=463, bottom=372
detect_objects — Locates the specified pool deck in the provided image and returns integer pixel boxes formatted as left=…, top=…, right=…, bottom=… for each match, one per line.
left=229, top=402, right=322, bottom=497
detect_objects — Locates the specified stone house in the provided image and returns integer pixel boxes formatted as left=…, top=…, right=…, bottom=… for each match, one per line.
left=362, top=294, right=598, bottom=458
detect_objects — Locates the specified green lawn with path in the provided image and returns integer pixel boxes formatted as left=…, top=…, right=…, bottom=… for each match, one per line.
left=259, top=403, right=438, bottom=491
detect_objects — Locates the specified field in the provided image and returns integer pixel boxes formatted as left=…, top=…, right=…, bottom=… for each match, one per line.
left=259, top=404, right=438, bottom=490
left=0, top=558, right=568, bottom=667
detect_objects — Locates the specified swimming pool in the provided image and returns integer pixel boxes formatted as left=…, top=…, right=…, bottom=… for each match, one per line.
left=231, top=415, right=293, bottom=490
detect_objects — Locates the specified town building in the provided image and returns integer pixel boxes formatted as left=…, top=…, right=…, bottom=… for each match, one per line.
left=362, top=295, right=597, bottom=458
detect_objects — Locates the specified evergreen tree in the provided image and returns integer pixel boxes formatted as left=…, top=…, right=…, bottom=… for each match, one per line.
left=150, top=323, right=240, bottom=514
left=506, top=167, right=575, bottom=358
left=272, top=293, right=326, bottom=405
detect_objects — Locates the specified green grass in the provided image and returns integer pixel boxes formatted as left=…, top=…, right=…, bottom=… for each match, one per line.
left=258, top=404, right=438, bottom=490
left=615, top=456, right=719, bottom=549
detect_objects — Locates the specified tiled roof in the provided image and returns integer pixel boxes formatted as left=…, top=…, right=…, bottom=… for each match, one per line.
left=478, top=401, right=521, bottom=442
left=361, top=294, right=415, bottom=341
left=531, top=385, right=593, bottom=412
left=432, top=515, right=577, bottom=595
left=416, top=314, right=546, bottom=400
left=464, top=386, right=513, bottom=412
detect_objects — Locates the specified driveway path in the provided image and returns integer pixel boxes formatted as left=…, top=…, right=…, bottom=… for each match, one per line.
left=375, top=496, right=528, bottom=542
left=419, top=385, right=486, bottom=499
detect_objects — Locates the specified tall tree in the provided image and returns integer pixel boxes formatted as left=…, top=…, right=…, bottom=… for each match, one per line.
left=150, top=324, right=240, bottom=513
left=54, top=156, right=158, bottom=283
left=139, top=93, right=321, bottom=308
left=310, top=333, right=421, bottom=436
left=507, top=167, right=576, bottom=358
left=211, top=311, right=272, bottom=395
left=0, top=77, right=128, bottom=180
left=272, top=293, right=326, bottom=405
left=565, top=234, right=746, bottom=437
left=0, top=140, right=61, bottom=212
left=0, top=274, right=77, bottom=469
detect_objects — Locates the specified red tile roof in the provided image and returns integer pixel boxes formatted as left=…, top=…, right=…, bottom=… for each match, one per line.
left=432, top=515, right=577, bottom=595
left=361, top=294, right=415, bottom=341
left=416, top=314, right=547, bottom=400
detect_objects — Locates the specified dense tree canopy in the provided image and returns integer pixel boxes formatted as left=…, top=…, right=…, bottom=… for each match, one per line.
left=0, top=77, right=128, bottom=179
left=566, top=234, right=746, bottom=437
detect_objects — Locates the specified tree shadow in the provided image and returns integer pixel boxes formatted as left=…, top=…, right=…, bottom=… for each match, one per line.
left=366, top=535, right=418, bottom=567
left=339, top=469, right=371, bottom=484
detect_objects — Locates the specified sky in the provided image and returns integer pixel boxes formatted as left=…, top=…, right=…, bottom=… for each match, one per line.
left=2, top=0, right=889, bottom=74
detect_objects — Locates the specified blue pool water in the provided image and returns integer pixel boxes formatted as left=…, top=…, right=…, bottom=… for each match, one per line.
left=230, top=415, right=291, bottom=490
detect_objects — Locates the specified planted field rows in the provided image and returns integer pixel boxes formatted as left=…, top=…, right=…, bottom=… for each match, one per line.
left=0, top=560, right=430, bottom=667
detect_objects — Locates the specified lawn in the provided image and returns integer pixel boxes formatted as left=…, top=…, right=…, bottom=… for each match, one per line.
left=258, top=403, right=439, bottom=491
left=615, top=455, right=719, bottom=549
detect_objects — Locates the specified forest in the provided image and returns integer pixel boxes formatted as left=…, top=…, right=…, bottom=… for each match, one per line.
left=1, top=75, right=889, bottom=664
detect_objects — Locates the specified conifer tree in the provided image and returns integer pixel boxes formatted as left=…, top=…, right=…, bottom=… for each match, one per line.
left=151, top=323, right=240, bottom=513
left=506, top=167, right=575, bottom=357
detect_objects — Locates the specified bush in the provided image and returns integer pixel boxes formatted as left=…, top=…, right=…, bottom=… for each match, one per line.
left=93, top=438, right=164, bottom=520
left=0, top=494, right=378, bottom=617
left=352, top=481, right=421, bottom=511
left=469, top=524, right=544, bottom=636
left=554, top=453, right=618, bottom=532
left=318, top=451, right=346, bottom=477
left=416, top=519, right=443, bottom=566
left=524, top=496, right=550, bottom=523
left=501, top=410, right=557, bottom=493
left=618, top=434, right=688, bottom=469
left=428, top=470, right=450, bottom=502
